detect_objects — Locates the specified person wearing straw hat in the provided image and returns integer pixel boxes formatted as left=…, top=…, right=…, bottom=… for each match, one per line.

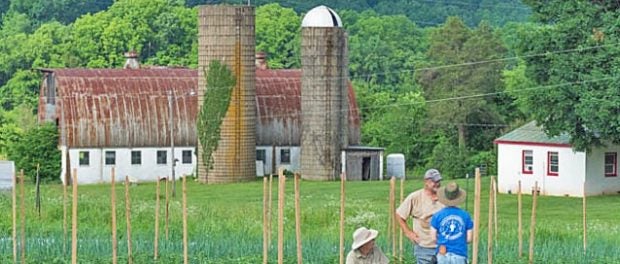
left=346, top=227, right=389, bottom=264
left=396, top=169, right=445, bottom=264
left=430, top=182, right=473, bottom=264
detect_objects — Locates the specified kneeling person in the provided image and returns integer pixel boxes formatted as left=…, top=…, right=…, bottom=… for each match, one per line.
left=346, top=227, right=389, bottom=264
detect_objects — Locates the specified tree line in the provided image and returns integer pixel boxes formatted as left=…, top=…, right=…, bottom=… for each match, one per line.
left=1, top=0, right=613, bottom=181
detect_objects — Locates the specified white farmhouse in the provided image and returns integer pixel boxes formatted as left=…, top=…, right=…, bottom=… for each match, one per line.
left=495, top=121, right=620, bottom=197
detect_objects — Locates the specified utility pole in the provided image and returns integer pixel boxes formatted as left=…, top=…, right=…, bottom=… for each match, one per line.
left=168, top=90, right=176, bottom=197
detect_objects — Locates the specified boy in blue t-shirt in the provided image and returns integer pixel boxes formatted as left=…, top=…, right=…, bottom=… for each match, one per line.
left=430, top=182, right=473, bottom=264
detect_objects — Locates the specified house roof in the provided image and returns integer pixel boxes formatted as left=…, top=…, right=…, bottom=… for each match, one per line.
left=39, top=67, right=361, bottom=148
left=494, top=121, right=571, bottom=147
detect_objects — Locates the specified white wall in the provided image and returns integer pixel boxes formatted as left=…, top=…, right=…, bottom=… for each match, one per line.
left=497, top=143, right=586, bottom=197
left=256, top=146, right=300, bottom=176
left=61, top=146, right=196, bottom=185
left=585, top=146, right=620, bottom=195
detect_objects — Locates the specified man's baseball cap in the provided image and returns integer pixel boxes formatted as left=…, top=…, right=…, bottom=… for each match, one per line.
left=424, top=169, right=442, bottom=182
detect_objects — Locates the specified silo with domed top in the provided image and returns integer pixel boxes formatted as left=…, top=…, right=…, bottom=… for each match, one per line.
left=300, top=6, right=349, bottom=181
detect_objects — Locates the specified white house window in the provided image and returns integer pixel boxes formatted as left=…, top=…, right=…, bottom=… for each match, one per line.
left=105, top=151, right=116, bottom=165
left=157, top=150, right=167, bottom=165
left=79, top=151, right=89, bottom=166
left=547, top=151, right=559, bottom=176
left=280, top=149, right=291, bottom=164
left=131, top=151, right=141, bottom=165
left=522, top=150, right=533, bottom=174
left=182, top=150, right=192, bottom=164
left=604, top=152, right=617, bottom=177
left=256, top=149, right=266, bottom=164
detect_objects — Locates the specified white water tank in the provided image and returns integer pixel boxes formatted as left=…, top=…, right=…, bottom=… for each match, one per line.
left=386, top=154, right=405, bottom=178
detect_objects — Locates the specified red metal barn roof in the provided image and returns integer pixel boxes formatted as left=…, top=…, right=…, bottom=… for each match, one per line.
left=39, top=68, right=199, bottom=148
left=255, top=69, right=360, bottom=146
left=39, top=68, right=361, bottom=148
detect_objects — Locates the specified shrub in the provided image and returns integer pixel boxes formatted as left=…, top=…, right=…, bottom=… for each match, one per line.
left=7, top=122, right=60, bottom=182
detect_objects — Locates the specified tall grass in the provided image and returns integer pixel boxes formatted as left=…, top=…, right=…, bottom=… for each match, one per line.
left=0, top=176, right=619, bottom=263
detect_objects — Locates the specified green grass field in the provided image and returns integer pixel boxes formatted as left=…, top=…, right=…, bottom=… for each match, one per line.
left=1, top=176, right=619, bottom=263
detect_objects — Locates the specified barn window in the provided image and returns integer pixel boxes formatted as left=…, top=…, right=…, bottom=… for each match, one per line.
left=79, top=151, right=89, bottom=166
left=157, top=150, right=167, bottom=165
left=105, top=151, right=116, bottom=165
left=522, top=150, right=533, bottom=174
left=131, top=151, right=141, bottom=165
left=604, top=152, right=617, bottom=177
left=280, top=149, right=291, bottom=164
left=547, top=152, right=559, bottom=176
left=256, top=149, right=266, bottom=164
left=182, top=150, right=192, bottom=164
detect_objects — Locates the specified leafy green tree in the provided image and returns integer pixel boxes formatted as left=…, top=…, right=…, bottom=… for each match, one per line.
left=8, top=0, right=113, bottom=25
left=343, top=10, right=425, bottom=93
left=70, top=0, right=196, bottom=68
left=515, top=1, right=620, bottom=150
left=255, top=3, right=300, bottom=69
left=417, top=17, right=507, bottom=150
left=8, top=122, right=60, bottom=182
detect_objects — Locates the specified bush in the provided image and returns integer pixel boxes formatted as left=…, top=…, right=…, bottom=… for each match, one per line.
left=7, top=122, right=60, bottom=182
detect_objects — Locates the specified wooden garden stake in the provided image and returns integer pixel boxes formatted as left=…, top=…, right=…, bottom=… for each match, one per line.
left=518, top=180, right=522, bottom=258
left=12, top=168, right=17, bottom=263
left=339, top=172, right=346, bottom=264
left=20, top=170, right=25, bottom=264
left=389, top=177, right=396, bottom=260
left=268, top=173, right=273, bottom=249
left=487, top=176, right=494, bottom=264
left=63, top=173, right=68, bottom=253
left=399, top=176, right=404, bottom=262
left=182, top=175, right=188, bottom=264
left=263, top=176, right=269, bottom=264
left=125, top=176, right=133, bottom=264
left=35, top=164, right=41, bottom=218
left=111, top=168, right=117, bottom=264
left=493, top=177, right=498, bottom=245
left=472, top=168, right=481, bottom=264
left=583, top=181, right=587, bottom=254
left=294, top=173, right=302, bottom=264
left=165, top=177, right=169, bottom=240
left=154, top=176, right=160, bottom=261
left=529, top=181, right=538, bottom=264
left=71, top=169, right=78, bottom=264
left=277, top=169, right=286, bottom=264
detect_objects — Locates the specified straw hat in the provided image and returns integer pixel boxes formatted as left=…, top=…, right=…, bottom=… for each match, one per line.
left=437, top=181, right=466, bottom=207
left=351, top=227, right=378, bottom=250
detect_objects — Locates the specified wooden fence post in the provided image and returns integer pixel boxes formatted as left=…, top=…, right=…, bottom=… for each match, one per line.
left=528, top=181, right=538, bottom=264
left=111, top=168, right=117, bottom=264
left=71, top=169, right=78, bottom=264
left=125, top=176, right=133, bottom=264
left=154, top=176, right=160, bottom=261
left=472, top=168, right=481, bottom=264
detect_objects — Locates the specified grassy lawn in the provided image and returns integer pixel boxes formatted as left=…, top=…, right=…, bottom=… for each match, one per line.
left=1, top=176, right=619, bottom=263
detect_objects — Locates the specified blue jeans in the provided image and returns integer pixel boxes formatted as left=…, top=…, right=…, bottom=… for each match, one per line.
left=414, top=245, right=436, bottom=264
left=437, top=252, right=468, bottom=264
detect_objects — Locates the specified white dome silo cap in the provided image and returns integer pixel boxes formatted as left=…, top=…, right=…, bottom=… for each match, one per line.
left=301, top=5, right=342, bottom=28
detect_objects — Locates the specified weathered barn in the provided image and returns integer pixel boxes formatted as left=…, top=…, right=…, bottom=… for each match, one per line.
left=38, top=59, right=378, bottom=184
left=39, top=67, right=198, bottom=184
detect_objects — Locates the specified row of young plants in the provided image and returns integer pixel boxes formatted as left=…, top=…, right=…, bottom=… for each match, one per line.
left=1, top=177, right=619, bottom=263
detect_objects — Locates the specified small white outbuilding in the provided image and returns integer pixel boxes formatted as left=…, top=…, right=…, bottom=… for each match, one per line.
left=495, top=121, right=620, bottom=197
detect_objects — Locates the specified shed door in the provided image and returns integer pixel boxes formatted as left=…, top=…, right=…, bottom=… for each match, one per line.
left=362, top=157, right=371, bottom=181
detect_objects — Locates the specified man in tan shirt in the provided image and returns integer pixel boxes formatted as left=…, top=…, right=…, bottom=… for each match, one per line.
left=395, top=169, right=445, bottom=264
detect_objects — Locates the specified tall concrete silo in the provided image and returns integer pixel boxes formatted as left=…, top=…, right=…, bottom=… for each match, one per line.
left=197, top=5, right=256, bottom=183
left=300, top=6, right=349, bottom=181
